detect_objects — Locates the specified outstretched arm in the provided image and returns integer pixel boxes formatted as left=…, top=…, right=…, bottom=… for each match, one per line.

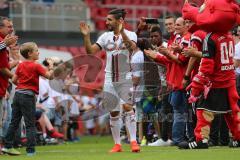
left=79, top=22, right=101, bottom=54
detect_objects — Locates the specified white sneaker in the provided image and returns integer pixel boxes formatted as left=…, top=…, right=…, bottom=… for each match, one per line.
left=148, top=139, right=172, bottom=146
left=166, top=139, right=173, bottom=146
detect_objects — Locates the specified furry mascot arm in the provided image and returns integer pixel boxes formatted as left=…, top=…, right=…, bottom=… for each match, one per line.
left=187, top=34, right=215, bottom=103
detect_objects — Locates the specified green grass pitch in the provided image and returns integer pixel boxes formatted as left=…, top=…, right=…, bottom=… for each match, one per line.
left=1, top=136, right=240, bottom=160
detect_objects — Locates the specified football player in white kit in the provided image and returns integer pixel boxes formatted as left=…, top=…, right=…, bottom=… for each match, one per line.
left=79, top=8, right=140, bottom=153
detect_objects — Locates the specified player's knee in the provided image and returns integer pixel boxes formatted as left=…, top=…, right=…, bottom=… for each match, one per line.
left=122, top=103, right=133, bottom=112
left=110, top=111, right=120, bottom=117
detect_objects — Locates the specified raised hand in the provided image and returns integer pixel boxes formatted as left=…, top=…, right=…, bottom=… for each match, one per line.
left=171, top=43, right=182, bottom=53
left=144, top=49, right=158, bottom=59
left=158, top=46, right=170, bottom=56
left=45, top=58, right=55, bottom=69
left=182, top=47, right=201, bottom=57
left=137, top=17, right=147, bottom=30
left=3, top=34, right=18, bottom=47
left=79, top=22, right=90, bottom=36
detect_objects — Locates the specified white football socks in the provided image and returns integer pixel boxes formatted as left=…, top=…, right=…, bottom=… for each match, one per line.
left=125, top=110, right=137, bottom=142
left=110, top=115, right=121, bottom=144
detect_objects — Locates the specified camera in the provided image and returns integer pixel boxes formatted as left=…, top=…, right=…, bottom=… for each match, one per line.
left=144, top=18, right=159, bottom=24
left=42, top=59, right=49, bottom=67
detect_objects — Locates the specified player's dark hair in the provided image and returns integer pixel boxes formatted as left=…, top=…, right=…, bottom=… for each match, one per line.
left=108, top=8, right=127, bottom=20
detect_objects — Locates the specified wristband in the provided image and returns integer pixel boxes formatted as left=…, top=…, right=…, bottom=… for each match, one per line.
left=184, top=75, right=190, bottom=80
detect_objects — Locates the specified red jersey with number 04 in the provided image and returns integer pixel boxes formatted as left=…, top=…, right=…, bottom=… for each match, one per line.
left=200, top=33, right=235, bottom=88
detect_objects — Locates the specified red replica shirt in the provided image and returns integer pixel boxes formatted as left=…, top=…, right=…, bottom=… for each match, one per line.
left=155, top=33, right=176, bottom=85
left=167, top=32, right=191, bottom=90
left=0, top=35, right=10, bottom=97
left=167, top=33, right=176, bottom=48
left=16, top=61, right=47, bottom=94
left=200, top=33, right=235, bottom=88
left=190, top=30, right=207, bottom=79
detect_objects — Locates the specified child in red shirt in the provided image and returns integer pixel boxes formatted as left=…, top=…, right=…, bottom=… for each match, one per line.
left=2, top=42, right=54, bottom=156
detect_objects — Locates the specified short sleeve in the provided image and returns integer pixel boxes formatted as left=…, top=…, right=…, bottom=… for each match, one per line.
left=129, top=31, right=137, bottom=43
left=15, top=63, right=20, bottom=75
left=202, top=33, right=216, bottom=58
left=191, top=34, right=203, bottom=51
left=96, top=32, right=107, bottom=50
left=35, top=63, right=47, bottom=77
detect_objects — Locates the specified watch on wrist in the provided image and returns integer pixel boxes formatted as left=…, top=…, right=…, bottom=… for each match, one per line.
left=184, top=75, right=190, bottom=81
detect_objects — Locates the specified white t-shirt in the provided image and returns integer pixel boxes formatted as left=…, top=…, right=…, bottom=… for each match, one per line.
left=70, top=97, right=80, bottom=115
left=96, top=29, right=137, bottom=83
left=46, top=79, right=65, bottom=109
left=130, top=50, right=144, bottom=102
left=38, top=77, right=50, bottom=107
left=81, top=96, right=97, bottom=129
left=234, top=42, right=240, bottom=74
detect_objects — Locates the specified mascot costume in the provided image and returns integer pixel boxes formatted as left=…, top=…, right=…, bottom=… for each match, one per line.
left=179, top=0, right=240, bottom=149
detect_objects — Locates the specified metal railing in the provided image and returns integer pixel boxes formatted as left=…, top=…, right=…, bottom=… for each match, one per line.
left=9, top=1, right=91, bottom=32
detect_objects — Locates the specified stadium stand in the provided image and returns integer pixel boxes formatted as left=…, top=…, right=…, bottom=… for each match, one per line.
left=85, top=0, right=204, bottom=30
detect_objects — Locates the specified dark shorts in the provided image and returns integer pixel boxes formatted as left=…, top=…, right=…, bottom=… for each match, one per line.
left=35, top=109, right=43, bottom=121
left=69, top=117, right=79, bottom=130
left=196, top=88, right=231, bottom=113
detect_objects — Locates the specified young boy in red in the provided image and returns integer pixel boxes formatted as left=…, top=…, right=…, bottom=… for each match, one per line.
left=2, top=42, right=54, bottom=156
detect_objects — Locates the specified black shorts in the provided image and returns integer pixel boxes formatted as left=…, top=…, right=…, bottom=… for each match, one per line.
left=35, top=109, right=43, bottom=121
left=196, top=88, right=231, bottom=113
left=69, top=117, right=79, bottom=129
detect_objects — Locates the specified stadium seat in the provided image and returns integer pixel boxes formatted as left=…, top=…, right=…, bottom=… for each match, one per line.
left=151, top=10, right=162, bottom=18
left=85, top=0, right=94, bottom=5
left=99, top=8, right=109, bottom=17
left=58, top=46, right=68, bottom=52
left=96, top=20, right=106, bottom=30
left=85, top=0, right=191, bottom=30
left=79, top=47, right=86, bottom=54
left=90, top=8, right=99, bottom=19
left=136, top=9, right=148, bottom=18
left=47, top=46, right=58, bottom=50
left=108, top=0, right=121, bottom=4
left=69, top=46, right=80, bottom=56
left=122, top=0, right=134, bottom=5
left=125, top=8, right=133, bottom=18
left=133, top=0, right=142, bottom=5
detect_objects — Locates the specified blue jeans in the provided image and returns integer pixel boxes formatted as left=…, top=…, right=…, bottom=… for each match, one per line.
left=169, top=90, right=188, bottom=145
left=2, top=99, right=12, bottom=137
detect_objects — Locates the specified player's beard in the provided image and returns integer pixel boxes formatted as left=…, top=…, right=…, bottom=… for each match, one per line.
left=107, top=25, right=114, bottom=31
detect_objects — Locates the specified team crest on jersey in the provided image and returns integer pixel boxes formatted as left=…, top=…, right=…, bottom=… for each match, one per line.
left=105, top=39, right=128, bottom=52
